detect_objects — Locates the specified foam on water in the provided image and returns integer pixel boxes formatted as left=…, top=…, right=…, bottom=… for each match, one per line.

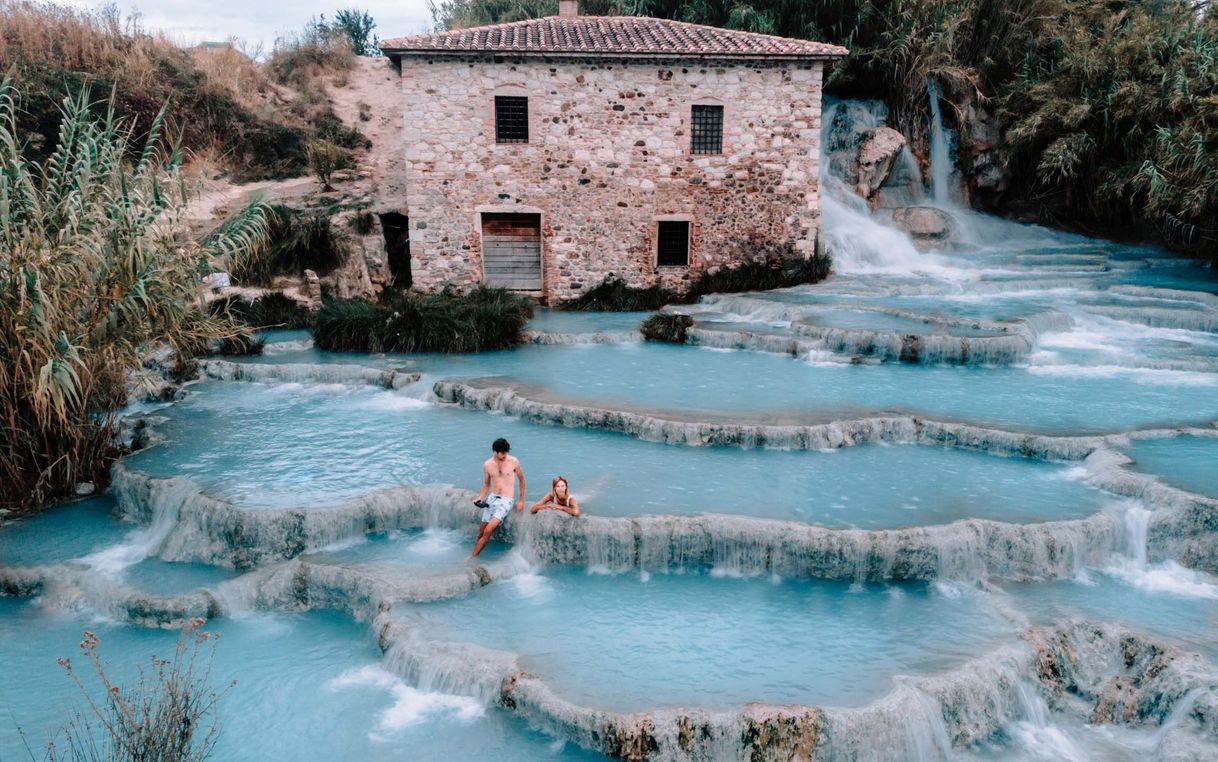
left=326, top=665, right=485, bottom=736
left=1105, top=507, right=1218, bottom=599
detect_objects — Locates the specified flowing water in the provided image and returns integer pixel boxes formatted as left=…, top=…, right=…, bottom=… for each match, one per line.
left=3, top=96, right=1218, bottom=760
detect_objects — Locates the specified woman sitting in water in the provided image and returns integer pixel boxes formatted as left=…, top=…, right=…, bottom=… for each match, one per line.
left=530, top=476, right=581, bottom=517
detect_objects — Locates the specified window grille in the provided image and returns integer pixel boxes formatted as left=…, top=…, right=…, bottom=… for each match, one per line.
left=690, top=105, right=723, bottom=154
left=657, top=221, right=690, bottom=267
left=495, top=96, right=529, bottom=143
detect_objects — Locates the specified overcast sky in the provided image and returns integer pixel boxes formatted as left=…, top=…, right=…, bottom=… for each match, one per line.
left=58, top=0, right=435, bottom=54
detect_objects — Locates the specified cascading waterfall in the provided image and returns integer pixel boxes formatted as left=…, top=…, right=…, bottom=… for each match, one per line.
left=1107, top=506, right=1218, bottom=599
left=820, top=99, right=929, bottom=274
left=926, top=79, right=957, bottom=206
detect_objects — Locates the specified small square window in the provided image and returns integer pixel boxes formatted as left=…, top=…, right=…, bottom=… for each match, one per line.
left=691, top=105, right=723, bottom=154
left=657, top=221, right=690, bottom=267
left=495, top=96, right=529, bottom=143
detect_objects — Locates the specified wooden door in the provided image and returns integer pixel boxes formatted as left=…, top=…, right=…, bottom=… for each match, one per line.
left=480, top=213, right=542, bottom=290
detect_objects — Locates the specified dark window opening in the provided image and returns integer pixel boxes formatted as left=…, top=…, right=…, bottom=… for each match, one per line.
left=691, top=104, right=723, bottom=154
left=495, top=96, right=529, bottom=143
left=379, top=212, right=411, bottom=288
left=657, top=221, right=690, bottom=267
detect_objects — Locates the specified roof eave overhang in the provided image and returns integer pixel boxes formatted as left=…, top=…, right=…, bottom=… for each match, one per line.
left=380, top=48, right=847, bottom=63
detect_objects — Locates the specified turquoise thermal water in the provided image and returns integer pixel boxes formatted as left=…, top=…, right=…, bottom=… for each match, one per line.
left=307, top=528, right=511, bottom=568
left=526, top=309, right=652, bottom=333
left=0, top=496, right=236, bottom=595
left=0, top=598, right=588, bottom=761
left=6, top=97, right=1218, bottom=762
left=237, top=339, right=1218, bottom=433
left=412, top=568, right=1015, bottom=712
left=126, top=380, right=1110, bottom=526
left=1125, top=435, right=1218, bottom=498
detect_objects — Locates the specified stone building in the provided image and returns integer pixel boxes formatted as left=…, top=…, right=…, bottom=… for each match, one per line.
left=380, top=2, right=846, bottom=302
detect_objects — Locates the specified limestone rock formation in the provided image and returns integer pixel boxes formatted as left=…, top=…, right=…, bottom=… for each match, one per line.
left=961, top=101, right=1009, bottom=206
left=891, top=206, right=956, bottom=249
left=855, top=127, right=907, bottom=201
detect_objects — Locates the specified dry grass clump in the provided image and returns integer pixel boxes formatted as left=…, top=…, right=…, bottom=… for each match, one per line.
left=187, top=40, right=272, bottom=110
left=0, top=1, right=366, bottom=182
left=47, top=619, right=233, bottom=762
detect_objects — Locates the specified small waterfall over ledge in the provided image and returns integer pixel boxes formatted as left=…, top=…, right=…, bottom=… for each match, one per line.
left=820, top=98, right=927, bottom=274
left=926, top=79, right=959, bottom=206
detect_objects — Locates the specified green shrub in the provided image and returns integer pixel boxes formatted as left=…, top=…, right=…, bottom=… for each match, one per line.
left=561, top=276, right=677, bottom=311
left=314, top=297, right=382, bottom=352
left=689, top=251, right=832, bottom=297
left=640, top=314, right=694, bottom=343
left=251, top=292, right=315, bottom=329
left=348, top=210, right=376, bottom=235
left=306, top=138, right=340, bottom=191
left=314, top=287, right=533, bottom=353
left=561, top=251, right=833, bottom=312
left=226, top=205, right=348, bottom=285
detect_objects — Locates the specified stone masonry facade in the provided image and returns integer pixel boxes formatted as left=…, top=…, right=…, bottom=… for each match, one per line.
left=389, top=22, right=839, bottom=303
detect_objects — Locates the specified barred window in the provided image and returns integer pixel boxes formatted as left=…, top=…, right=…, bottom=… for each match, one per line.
left=690, top=104, right=723, bottom=154
left=657, top=221, right=690, bottom=267
left=495, top=96, right=529, bottom=143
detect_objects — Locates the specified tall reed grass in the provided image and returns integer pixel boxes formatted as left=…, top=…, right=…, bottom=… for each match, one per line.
left=0, top=79, right=266, bottom=513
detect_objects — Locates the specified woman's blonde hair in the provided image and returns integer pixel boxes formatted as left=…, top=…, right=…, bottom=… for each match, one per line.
left=551, top=476, right=571, bottom=504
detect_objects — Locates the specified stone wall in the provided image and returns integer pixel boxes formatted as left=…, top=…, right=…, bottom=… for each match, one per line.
left=399, top=55, right=825, bottom=302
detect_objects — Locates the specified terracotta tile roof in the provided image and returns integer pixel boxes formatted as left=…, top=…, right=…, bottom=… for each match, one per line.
left=382, top=16, right=848, bottom=60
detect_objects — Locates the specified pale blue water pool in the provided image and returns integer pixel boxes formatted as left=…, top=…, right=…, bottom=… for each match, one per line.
left=236, top=339, right=1218, bottom=433
left=0, top=598, right=589, bottom=761
left=125, top=381, right=1110, bottom=526
left=411, top=568, right=1015, bottom=712
left=1125, top=435, right=1218, bottom=498
left=526, top=309, right=651, bottom=333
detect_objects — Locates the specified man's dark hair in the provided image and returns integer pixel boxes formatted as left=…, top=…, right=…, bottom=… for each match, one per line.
left=492, top=438, right=510, bottom=453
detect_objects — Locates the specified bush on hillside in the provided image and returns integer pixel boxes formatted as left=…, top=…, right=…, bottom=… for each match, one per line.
left=0, top=2, right=363, bottom=182
left=269, top=16, right=355, bottom=90
left=314, top=287, right=534, bottom=353
left=223, top=205, right=348, bottom=285
left=307, top=138, right=340, bottom=191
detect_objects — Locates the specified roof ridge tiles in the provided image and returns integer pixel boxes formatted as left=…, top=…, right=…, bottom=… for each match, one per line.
left=381, top=15, right=848, bottom=59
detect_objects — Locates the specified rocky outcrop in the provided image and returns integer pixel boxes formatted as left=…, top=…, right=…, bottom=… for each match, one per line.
left=891, top=206, right=956, bottom=249
left=959, top=100, right=1010, bottom=207
left=855, top=127, right=907, bottom=200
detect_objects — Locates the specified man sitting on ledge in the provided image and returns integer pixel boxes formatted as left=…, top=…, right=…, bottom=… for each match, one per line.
left=469, top=437, right=525, bottom=559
